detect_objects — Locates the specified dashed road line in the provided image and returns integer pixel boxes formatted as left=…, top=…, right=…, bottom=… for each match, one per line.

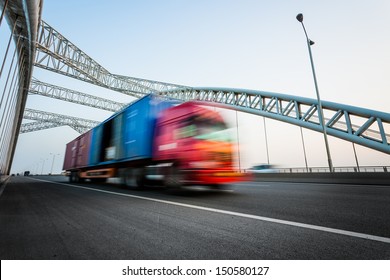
left=30, top=177, right=390, bottom=244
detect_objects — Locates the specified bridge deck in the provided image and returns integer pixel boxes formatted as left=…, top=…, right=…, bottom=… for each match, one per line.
left=1, top=175, right=389, bottom=259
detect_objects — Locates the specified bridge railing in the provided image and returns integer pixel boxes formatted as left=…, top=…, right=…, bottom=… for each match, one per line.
left=246, top=166, right=390, bottom=173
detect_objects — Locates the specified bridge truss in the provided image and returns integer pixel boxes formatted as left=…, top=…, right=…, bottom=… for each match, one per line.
left=29, top=78, right=126, bottom=112
left=23, top=20, right=186, bottom=134
left=34, top=21, right=187, bottom=97
left=22, top=20, right=390, bottom=156
left=157, top=88, right=390, bottom=154
left=22, top=109, right=100, bottom=134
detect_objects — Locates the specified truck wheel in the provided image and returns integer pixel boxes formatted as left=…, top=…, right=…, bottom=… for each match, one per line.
left=69, top=171, right=78, bottom=183
left=121, top=168, right=134, bottom=188
left=209, top=183, right=226, bottom=190
left=70, top=171, right=84, bottom=183
left=135, top=169, right=146, bottom=188
left=121, top=168, right=145, bottom=190
left=164, top=166, right=183, bottom=189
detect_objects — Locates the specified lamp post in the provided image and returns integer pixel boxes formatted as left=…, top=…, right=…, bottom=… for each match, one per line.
left=41, top=158, right=45, bottom=175
left=296, top=13, right=334, bottom=172
left=50, top=153, right=60, bottom=175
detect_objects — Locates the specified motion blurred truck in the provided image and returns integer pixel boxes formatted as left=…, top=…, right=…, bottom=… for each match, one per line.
left=63, top=94, right=242, bottom=188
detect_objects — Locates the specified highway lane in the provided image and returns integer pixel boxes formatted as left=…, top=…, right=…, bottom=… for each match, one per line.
left=0, top=175, right=389, bottom=259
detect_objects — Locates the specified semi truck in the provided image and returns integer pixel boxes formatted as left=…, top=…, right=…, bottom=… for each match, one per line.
left=63, top=94, right=242, bottom=189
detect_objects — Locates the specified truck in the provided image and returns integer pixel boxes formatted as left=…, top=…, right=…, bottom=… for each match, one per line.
left=63, top=94, right=242, bottom=189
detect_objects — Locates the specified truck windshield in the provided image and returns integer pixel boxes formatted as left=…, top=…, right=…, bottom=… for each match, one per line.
left=193, top=118, right=231, bottom=142
left=175, top=116, right=232, bottom=142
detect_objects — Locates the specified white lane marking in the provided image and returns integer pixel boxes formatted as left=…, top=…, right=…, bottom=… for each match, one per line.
left=241, top=181, right=390, bottom=188
left=30, top=177, right=390, bottom=244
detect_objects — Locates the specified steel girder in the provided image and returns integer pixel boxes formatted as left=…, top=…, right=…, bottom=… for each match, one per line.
left=158, top=88, right=390, bottom=154
left=20, top=122, right=63, bottom=133
left=34, top=20, right=187, bottom=98
left=29, top=19, right=390, bottom=155
left=23, top=108, right=99, bottom=133
left=20, top=121, right=95, bottom=134
left=29, top=78, right=126, bottom=112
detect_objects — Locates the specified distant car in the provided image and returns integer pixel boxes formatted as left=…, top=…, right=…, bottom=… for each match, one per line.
left=24, top=171, right=30, bottom=176
left=247, top=164, right=277, bottom=173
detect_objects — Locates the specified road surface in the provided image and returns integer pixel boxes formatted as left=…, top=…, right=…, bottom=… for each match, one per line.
left=0, top=175, right=389, bottom=259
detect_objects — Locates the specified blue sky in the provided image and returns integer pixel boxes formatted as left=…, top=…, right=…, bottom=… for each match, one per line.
left=9, top=0, right=390, bottom=173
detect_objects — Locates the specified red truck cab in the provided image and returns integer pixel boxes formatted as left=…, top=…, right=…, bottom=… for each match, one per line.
left=153, top=102, right=242, bottom=188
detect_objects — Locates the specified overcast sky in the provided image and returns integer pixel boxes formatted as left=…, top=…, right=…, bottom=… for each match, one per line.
left=9, top=0, right=390, bottom=174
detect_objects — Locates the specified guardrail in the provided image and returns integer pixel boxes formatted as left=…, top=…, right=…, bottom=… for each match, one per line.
left=250, top=171, right=390, bottom=185
left=246, top=166, right=389, bottom=173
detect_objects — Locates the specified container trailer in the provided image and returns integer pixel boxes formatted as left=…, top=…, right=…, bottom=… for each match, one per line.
left=63, top=94, right=242, bottom=188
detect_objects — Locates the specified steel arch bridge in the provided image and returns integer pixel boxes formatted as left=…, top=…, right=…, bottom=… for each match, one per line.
left=157, top=88, right=390, bottom=155
left=27, top=19, right=390, bottom=155
left=2, top=0, right=389, bottom=177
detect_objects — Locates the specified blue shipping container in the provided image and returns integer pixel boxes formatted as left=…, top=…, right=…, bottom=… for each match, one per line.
left=88, top=94, right=174, bottom=166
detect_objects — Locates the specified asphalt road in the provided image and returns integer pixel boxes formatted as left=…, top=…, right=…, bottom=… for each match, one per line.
left=0, top=175, right=389, bottom=259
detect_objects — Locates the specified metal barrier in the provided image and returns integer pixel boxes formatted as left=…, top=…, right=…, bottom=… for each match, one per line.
left=270, top=166, right=390, bottom=173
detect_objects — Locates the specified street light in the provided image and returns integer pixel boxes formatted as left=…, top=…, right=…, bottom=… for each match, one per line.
left=296, top=13, right=334, bottom=172
left=40, top=158, right=46, bottom=175
left=50, top=153, right=60, bottom=175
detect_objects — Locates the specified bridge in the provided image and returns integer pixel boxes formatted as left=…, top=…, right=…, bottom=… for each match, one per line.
left=1, top=1, right=390, bottom=176
left=1, top=0, right=390, bottom=263
left=1, top=1, right=389, bottom=177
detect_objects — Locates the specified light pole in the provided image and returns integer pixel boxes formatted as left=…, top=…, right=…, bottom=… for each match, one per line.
left=235, top=110, right=241, bottom=172
left=300, top=127, right=309, bottom=172
left=296, top=13, right=334, bottom=172
left=41, top=158, right=45, bottom=175
left=50, top=153, right=60, bottom=175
